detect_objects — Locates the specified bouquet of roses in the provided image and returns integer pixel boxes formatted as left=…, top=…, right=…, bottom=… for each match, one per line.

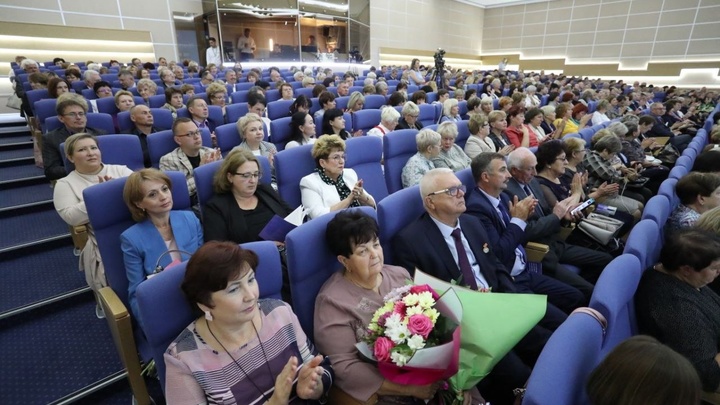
left=356, top=284, right=463, bottom=385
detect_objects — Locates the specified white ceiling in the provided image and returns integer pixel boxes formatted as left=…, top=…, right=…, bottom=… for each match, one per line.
left=454, top=0, right=556, bottom=9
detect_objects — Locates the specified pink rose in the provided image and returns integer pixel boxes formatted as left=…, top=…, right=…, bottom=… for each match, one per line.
left=407, top=314, right=433, bottom=338
left=409, top=284, right=440, bottom=300
left=373, top=336, right=394, bottom=362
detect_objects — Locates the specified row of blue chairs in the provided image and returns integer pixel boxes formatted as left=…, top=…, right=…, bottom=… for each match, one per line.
left=522, top=105, right=717, bottom=404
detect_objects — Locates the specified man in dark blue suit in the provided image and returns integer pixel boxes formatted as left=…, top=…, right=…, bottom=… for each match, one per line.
left=464, top=152, right=585, bottom=319
left=393, top=168, right=549, bottom=405
left=503, top=148, right=612, bottom=301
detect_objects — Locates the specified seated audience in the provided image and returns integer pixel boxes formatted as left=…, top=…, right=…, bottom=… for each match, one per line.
left=505, top=106, right=538, bottom=148
left=231, top=113, right=277, bottom=166
left=121, top=168, right=203, bottom=328
left=666, top=172, right=720, bottom=233
left=114, top=90, right=135, bottom=113
left=635, top=229, right=720, bottom=392
left=164, top=241, right=332, bottom=404
left=487, top=110, right=515, bottom=154
left=540, top=105, right=563, bottom=138
left=524, top=85, right=540, bottom=108
left=290, top=95, right=311, bottom=115
left=387, top=91, right=406, bottom=107
left=432, top=121, right=471, bottom=171
left=53, top=133, right=133, bottom=316
left=645, top=102, right=692, bottom=152
left=586, top=335, right=701, bottom=405
left=162, top=87, right=185, bottom=119
left=504, top=147, right=612, bottom=300
left=402, top=128, right=441, bottom=188
left=314, top=210, right=474, bottom=404
left=159, top=118, right=221, bottom=205
left=136, top=78, right=157, bottom=104
left=48, top=77, right=70, bottom=99
left=525, top=108, right=549, bottom=143
left=204, top=149, right=291, bottom=244
left=43, top=93, right=107, bottom=181
left=393, top=168, right=549, bottom=404
left=464, top=153, right=584, bottom=321
left=693, top=150, right=720, bottom=173
left=123, top=105, right=159, bottom=168
left=397, top=101, right=423, bottom=130
left=346, top=91, right=365, bottom=113
left=300, top=135, right=375, bottom=220
left=314, top=91, right=336, bottom=119
left=465, top=114, right=496, bottom=158
left=322, top=108, right=354, bottom=139
left=93, top=81, right=113, bottom=99
left=439, top=98, right=461, bottom=123
left=206, top=82, right=228, bottom=120
left=286, top=111, right=317, bottom=149
left=618, top=121, right=669, bottom=193
left=591, top=99, right=611, bottom=126
left=367, top=107, right=400, bottom=137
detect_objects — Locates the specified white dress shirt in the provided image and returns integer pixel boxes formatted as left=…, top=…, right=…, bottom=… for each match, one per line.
left=429, top=215, right=489, bottom=289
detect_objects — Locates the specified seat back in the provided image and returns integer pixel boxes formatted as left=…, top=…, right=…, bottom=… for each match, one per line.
left=383, top=129, right=420, bottom=193
left=275, top=144, right=315, bottom=208
left=334, top=96, right=350, bottom=111
left=668, top=164, right=688, bottom=180
left=623, top=219, right=662, bottom=270
left=578, top=128, right=594, bottom=144
left=225, top=103, right=249, bottom=124
left=589, top=254, right=643, bottom=356
left=286, top=207, right=378, bottom=340
left=641, top=195, right=670, bottom=226
left=35, top=99, right=60, bottom=133
left=658, top=178, right=679, bottom=211
left=136, top=240, right=283, bottom=393
left=345, top=136, right=388, bottom=201
left=363, top=94, right=386, bottom=110
left=147, top=128, right=213, bottom=168
left=377, top=185, right=424, bottom=264
left=523, top=311, right=606, bottom=405
left=270, top=116, right=293, bottom=151
left=417, top=103, right=436, bottom=127
left=117, top=108, right=173, bottom=133
left=84, top=171, right=191, bottom=308
left=98, top=134, right=146, bottom=170
left=26, top=89, right=49, bottom=116
left=46, top=113, right=116, bottom=135
left=176, top=105, right=225, bottom=132
left=147, top=95, right=166, bottom=108
left=214, top=123, right=242, bottom=155
left=267, top=99, right=293, bottom=120
left=455, top=120, right=470, bottom=149
left=352, top=109, right=382, bottom=135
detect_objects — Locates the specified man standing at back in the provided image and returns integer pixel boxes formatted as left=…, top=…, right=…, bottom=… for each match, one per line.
left=206, top=37, right=222, bottom=67
left=237, top=28, right=256, bottom=62
left=43, top=94, right=106, bottom=180
left=159, top=118, right=220, bottom=206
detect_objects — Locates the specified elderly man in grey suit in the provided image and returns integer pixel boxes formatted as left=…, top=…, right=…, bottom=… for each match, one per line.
left=502, top=147, right=612, bottom=301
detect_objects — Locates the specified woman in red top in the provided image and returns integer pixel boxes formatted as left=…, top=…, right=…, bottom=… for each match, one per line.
left=504, top=105, right=538, bottom=148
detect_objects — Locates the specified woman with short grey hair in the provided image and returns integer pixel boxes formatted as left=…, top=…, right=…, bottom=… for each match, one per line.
left=401, top=129, right=441, bottom=188
left=432, top=121, right=471, bottom=171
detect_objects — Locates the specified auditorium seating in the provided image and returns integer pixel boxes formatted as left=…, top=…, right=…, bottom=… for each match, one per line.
left=116, top=108, right=173, bottom=132
left=136, top=240, right=283, bottom=393
left=46, top=112, right=115, bottom=134
left=274, top=143, right=315, bottom=208
left=376, top=185, right=424, bottom=264
left=345, top=136, right=388, bottom=202
left=383, top=129, right=419, bottom=194
left=146, top=128, right=213, bottom=168
left=193, top=155, right=271, bottom=215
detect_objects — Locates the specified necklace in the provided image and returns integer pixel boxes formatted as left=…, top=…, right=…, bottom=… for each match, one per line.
left=206, top=317, right=274, bottom=403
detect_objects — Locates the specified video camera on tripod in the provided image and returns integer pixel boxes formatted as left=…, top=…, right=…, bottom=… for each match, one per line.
left=433, top=48, right=446, bottom=89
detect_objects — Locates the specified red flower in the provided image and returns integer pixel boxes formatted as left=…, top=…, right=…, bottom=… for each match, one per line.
left=394, top=301, right=407, bottom=317
left=373, top=337, right=394, bottom=362
left=407, top=314, right=433, bottom=338
left=410, top=284, right=440, bottom=300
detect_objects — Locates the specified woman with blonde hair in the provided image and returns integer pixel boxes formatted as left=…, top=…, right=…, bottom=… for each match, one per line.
left=696, top=206, right=720, bottom=235
left=206, top=82, right=228, bottom=119
left=346, top=91, right=365, bottom=113
left=439, top=98, right=461, bottom=123
left=136, top=78, right=157, bottom=104
left=231, top=113, right=277, bottom=166
left=401, top=129, right=441, bottom=188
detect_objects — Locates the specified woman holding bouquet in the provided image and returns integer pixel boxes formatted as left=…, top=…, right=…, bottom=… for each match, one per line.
left=314, top=210, right=480, bottom=404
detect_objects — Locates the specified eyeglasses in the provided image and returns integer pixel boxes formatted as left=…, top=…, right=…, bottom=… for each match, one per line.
left=211, top=94, right=226, bottom=100
left=407, top=114, right=419, bottom=118
left=326, top=153, right=346, bottom=161
left=234, top=171, right=261, bottom=179
left=428, top=184, right=466, bottom=197
left=177, top=129, right=202, bottom=138
left=555, top=156, right=568, bottom=162
left=63, top=112, right=86, bottom=118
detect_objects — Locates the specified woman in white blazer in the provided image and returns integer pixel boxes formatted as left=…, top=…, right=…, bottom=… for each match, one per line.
left=300, top=135, right=376, bottom=219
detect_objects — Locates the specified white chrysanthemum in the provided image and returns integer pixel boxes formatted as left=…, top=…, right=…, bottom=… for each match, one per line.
left=390, top=351, right=410, bottom=367
left=384, top=313, right=403, bottom=330
left=416, top=292, right=435, bottom=309
left=385, top=322, right=411, bottom=344
left=403, top=293, right=420, bottom=306
left=407, top=334, right=426, bottom=351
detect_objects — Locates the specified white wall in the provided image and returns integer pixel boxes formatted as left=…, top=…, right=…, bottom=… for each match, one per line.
left=369, top=0, right=484, bottom=65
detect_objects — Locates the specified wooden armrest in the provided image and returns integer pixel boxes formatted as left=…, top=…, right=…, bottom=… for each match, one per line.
left=525, top=242, right=549, bottom=263
left=558, top=224, right=574, bottom=241
left=98, top=287, right=129, bottom=320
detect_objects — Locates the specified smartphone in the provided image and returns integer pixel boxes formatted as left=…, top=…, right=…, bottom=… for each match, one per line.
left=571, top=198, right=595, bottom=216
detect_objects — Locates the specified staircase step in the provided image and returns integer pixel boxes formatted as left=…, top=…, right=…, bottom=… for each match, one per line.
left=0, top=148, right=34, bottom=164
left=0, top=239, right=83, bottom=314
left=0, top=182, right=54, bottom=211
left=0, top=133, right=33, bottom=147
left=0, top=162, right=45, bottom=185
left=0, top=208, right=70, bottom=253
